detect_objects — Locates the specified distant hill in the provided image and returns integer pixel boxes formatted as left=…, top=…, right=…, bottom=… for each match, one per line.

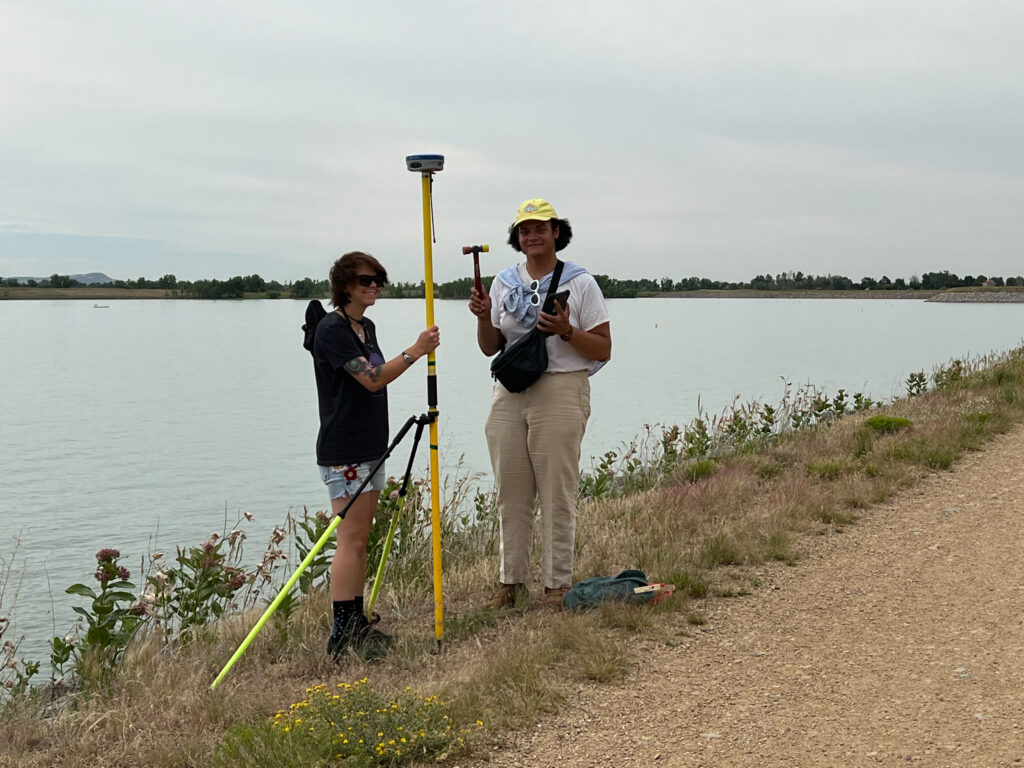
left=8, top=272, right=114, bottom=285
left=70, top=272, right=114, bottom=285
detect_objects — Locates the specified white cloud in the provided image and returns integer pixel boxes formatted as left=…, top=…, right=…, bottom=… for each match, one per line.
left=2, top=0, right=1024, bottom=283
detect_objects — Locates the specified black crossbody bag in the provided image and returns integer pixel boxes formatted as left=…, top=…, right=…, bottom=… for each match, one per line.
left=490, top=260, right=565, bottom=393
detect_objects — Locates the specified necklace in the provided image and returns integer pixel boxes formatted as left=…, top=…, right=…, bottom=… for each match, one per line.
left=340, top=309, right=366, bottom=343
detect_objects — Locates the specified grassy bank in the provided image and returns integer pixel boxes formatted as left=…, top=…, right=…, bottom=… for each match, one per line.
left=0, top=286, right=177, bottom=300
left=4, top=348, right=1024, bottom=767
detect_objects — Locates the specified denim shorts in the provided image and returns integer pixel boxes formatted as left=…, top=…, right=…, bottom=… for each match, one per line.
left=319, top=461, right=386, bottom=500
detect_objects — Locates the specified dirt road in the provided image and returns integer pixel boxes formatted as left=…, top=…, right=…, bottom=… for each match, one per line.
left=468, top=425, right=1024, bottom=767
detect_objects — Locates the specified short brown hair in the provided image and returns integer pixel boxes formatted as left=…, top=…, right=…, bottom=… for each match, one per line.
left=507, top=218, right=573, bottom=252
left=329, top=251, right=388, bottom=307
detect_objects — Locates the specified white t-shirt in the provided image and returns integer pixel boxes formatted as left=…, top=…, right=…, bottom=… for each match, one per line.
left=489, top=263, right=610, bottom=373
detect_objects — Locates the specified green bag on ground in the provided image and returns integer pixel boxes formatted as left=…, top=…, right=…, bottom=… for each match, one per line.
left=563, top=569, right=653, bottom=611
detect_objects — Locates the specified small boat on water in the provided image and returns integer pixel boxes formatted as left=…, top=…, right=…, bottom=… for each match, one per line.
left=93, top=304, right=110, bottom=308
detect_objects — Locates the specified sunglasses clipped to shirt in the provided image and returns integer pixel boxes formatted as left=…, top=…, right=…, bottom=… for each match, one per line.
left=356, top=274, right=386, bottom=287
left=527, top=278, right=542, bottom=306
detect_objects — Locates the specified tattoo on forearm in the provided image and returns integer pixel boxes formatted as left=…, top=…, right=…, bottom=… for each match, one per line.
left=345, top=357, right=383, bottom=382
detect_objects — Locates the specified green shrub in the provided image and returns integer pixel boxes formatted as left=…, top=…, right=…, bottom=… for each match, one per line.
left=756, top=462, right=785, bottom=479
left=294, top=509, right=334, bottom=594
left=697, top=533, right=742, bottom=568
left=852, top=428, right=874, bottom=457
left=862, top=415, right=912, bottom=433
left=57, top=548, right=144, bottom=682
left=215, top=678, right=478, bottom=768
left=682, top=458, right=717, bottom=483
left=148, top=537, right=248, bottom=641
left=759, top=531, right=796, bottom=565
left=933, top=359, right=965, bottom=390
left=886, top=439, right=956, bottom=469
left=962, top=411, right=996, bottom=431
left=808, top=504, right=858, bottom=526
left=906, top=371, right=927, bottom=397
left=852, top=392, right=874, bottom=411
left=805, top=458, right=848, bottom=480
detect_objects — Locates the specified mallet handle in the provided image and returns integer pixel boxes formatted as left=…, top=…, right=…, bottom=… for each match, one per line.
left=462, top=244, right=489, bottom=297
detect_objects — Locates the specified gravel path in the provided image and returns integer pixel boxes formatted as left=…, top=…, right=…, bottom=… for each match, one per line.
left=466, top=425, right=1024, bottom=767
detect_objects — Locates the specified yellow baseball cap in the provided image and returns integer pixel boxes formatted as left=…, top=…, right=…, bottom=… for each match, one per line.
left=513, top=198, right=559, bottom=227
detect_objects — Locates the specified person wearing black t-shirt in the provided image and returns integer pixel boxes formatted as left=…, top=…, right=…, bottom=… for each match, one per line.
left=313, top=250, right=440, bottom=658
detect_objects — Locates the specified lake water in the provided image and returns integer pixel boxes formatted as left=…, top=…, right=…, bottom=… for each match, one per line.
left=3, top=296, right=1023, bottom=663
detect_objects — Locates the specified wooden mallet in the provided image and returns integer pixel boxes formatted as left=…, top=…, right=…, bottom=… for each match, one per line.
left=462, top=244, right=489, bottom=296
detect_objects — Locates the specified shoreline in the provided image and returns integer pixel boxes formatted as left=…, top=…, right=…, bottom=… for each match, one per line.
left=654, top=287, right=1024, bottom=302
left=652, top=288, right=938, bottom=300
left=6, top=287, right=1024, bottom=302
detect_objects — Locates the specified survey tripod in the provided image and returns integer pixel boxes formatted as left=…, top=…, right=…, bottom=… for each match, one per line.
left=209, top=411, right=433, bottom=690
left=211, top=152, right=448, bottom=690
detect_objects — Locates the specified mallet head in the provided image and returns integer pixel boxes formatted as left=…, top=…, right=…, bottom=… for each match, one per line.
left=462, top=244, right=490, bottom=295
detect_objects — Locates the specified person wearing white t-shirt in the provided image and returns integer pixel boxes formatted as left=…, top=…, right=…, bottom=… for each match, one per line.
left=468, top=198, right=611, bottom=609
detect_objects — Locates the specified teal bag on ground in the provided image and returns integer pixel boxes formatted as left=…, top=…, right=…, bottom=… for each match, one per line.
left=562, top=569, right=653, bottom=611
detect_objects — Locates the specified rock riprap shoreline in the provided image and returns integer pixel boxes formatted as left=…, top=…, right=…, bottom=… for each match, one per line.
left=926, top=290, right=1024, bottom=303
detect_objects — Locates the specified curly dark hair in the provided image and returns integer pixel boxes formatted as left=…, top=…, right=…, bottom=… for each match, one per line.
left=329, top=251, right=388, bottom=307
left=507, top=218, right=573, bottom=252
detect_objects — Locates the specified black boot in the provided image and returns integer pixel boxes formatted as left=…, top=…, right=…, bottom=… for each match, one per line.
left=327, top=601, right=393, bottom=661
left=327, top=600, right=357, bottom=658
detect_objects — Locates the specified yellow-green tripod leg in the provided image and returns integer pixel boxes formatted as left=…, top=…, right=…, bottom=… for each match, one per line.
left=365, top=497, right=404, bottom=617
left=210, top=511, right=342, bottom=690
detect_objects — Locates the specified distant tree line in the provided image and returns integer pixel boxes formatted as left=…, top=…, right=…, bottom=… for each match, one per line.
left=4, top=269, right=1024, bottom=299
left=0, top=273, right=289, bottom=299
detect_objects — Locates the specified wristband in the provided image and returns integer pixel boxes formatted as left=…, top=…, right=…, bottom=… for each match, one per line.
left=560, top=327, right=574, bottom=342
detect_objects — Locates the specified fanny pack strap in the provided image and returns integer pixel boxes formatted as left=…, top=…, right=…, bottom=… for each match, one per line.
left=536, top=259, right=565, bottom=336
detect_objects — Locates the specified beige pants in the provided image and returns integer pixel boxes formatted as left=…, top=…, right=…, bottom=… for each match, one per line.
left=484, top=370, right=591, bottom=589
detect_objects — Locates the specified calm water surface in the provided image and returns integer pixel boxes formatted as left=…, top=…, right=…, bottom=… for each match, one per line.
left=2, top=297, right=1023, bottom=661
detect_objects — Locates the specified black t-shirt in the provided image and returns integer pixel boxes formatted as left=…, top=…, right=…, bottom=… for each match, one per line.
left=313, top=311, right=388, bottom=466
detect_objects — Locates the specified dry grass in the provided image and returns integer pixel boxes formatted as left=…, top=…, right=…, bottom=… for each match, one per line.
left=5, top=349, right=1024, bottom=767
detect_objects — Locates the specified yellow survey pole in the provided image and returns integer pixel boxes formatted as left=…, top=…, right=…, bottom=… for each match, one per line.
left=406, top=154, right=445, bottom=644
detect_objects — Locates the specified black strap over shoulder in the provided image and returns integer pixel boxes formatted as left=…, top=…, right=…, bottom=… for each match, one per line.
left=537, top=260, right=566, bottom=333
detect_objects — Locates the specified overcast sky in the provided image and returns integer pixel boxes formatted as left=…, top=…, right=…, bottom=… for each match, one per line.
left=2, top=1, right=1023, bottom=284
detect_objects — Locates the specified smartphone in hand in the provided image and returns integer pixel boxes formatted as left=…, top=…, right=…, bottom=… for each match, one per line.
left=542, top=289, right=570, bottom=314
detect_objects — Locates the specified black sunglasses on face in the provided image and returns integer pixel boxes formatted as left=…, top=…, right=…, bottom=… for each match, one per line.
left=356, top=274, right=385, bottom=287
